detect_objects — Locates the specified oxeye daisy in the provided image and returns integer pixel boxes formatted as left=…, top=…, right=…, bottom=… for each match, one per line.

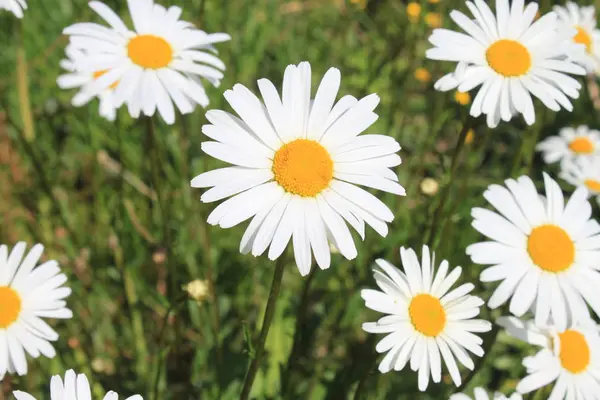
left=426, top=0, right=586, bottom=128
left=62, top=0, right=230, bottom=125
left=0, top=0, right=26, bottom=18
left=361, top=246, right=492, bottom=391
left=0, top=242, right=72, bottom=378
left=560, top=156, right=600, bottom=206
left=57, top=45, right=119, bottom=121
left=467, top=173, right=600, bottom=331
left=450, top=387, right=523, bottom=400
left=13, top=369, right=143, bottom=400
left=536, top=125, right=600, bottom=165
left=498, top=316, right=600, bottom=399
left=191, top=61, right=405, bottom=276
left=554, top=2, right=600, bottom=74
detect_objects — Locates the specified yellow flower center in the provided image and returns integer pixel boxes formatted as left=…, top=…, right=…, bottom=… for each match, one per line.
left=414, top=68, right=431, bottom=83
left=558, top=330, right=590, bottom=374
left=569, top=137, right=594, bottom=154
left=486, top=40, right=532, bottom=77
left=0, top=286, right=22, bottom=329
left=272, top=139, right=334, bottom=197
left=425, top=13, right=442, bottom=28
left=127, top=35, right=174, bottom=69
left=409, top=294, right=446, bottom=337
left=585, top=179, right=600, bottom=193
left=93, top=70, right=119, bottom=90
left=407, top=3, right=421, bottom=20
left=465, top=129, right=475, bottom=145
left=454, top=91, right=471, bottom=105
left=574, top=26, right=593, bottom=53
left=527, top=225, right=575, bottom=273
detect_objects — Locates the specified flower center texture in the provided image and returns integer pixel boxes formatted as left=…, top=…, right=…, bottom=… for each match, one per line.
left=127, top=35, right=174, bottom=69
left=569, top=137, right=594, bottom=154
left=574, top=26, right=593, bottom=53
left=409, top=294, right=446, bottom=337
left=0, top=286, right=22, bottom=329
left=272, top=139, right=334, bottom=197
left=558, top=330, right=590, bottom=374
left=93, top=70, right=119, bottom=89
left=527, top=225, right=575, bottom=273
left=585, top=179, right=600, bottom=193
left=486, top=40, right=532, bottom=77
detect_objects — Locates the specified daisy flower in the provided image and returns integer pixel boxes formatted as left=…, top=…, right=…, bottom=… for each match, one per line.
left=57, top=45, right=119, bottom=121
left=450, top=387, right=522, bottom=400
left=467, top=173, right=600, bottom=331
left=0, top=242, right=72, bottom=378
left=536, top=125, right=600, bottom=165
left=498, top=316, right=600, bottom=399
left=554, top=2, right=600, bottom=74
left=62, top=0, right=230, bottom=125
left=190, top=61, right=405, bottom=276
left=13, top=369, right=143, bottom=400
left=0, top=0, right=26, bottom=18
left=426, top=0, right=586, bottom=128
left=361, top=246, right=492, bottom=391
left=560, top=156, right=600, bottom=207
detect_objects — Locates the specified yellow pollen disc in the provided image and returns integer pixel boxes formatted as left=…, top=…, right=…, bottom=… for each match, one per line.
left=93, top=70, right=119, bottom=89
left=454, top=91, right=471, bottom=105
left=574, top=26, right=593, bottom=53
left=486, top=40, right=532, bottom=77
left=127, top=35, right=173, bottom=69
left=0, top=286, right=22, bottom=328
left=527, top=225, right=575, bottom=273
left=272, top=139, right=333, bottom=197
left=558, top=330, right=590, bottom=374
left=409, top=294, right=446, bottom=337
left=569, top=137, right=594, bottom=154
left=585, top=179, right=600, bottom=193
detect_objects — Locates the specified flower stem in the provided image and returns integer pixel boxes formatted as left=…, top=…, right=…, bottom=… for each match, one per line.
left=240, top=256, right=287, bottom=400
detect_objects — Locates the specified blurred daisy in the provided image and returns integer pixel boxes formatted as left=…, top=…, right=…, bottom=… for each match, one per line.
left=498, top=316, right=600, bottom=398
left=427, top=0, right=586, bottom=128
left=62, top=0, right=230, bottom=125
left=467, top=173, right=600, bottom=331
left=13, top=369, right=143, bottom=400
left=450, top=387, right=522, bottom=400
left=361, top=246, right=491, bottom=391
left=537, top=125, right=600, bottom=165
left=0, top=242, right=72, bottom=378
left=57, top=45, right=118, bottom=121
left=554, top=2, right=600, bottom=74
left=0, top=0, right=26, bottom=18
left=560, top=156, right=600, bottom=206
left=191, top=62, right=405, bottom=276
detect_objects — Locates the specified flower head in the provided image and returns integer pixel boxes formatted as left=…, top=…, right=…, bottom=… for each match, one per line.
left=560, top=156, right=600, bottom=207
left=554, top=2, right=600, bottom=74
left=0, top=0, right=27, bottom=18
left=450, top=387, right=522, bottom=400
left=537, top=125, right=600, bottom=165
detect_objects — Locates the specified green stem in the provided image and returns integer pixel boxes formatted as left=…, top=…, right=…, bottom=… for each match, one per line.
left=240, top=256, right=287, bottom=400
left=352, top=346, right=378, bottom=400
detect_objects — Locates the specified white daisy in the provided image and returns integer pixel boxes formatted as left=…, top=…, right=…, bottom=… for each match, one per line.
left=537, top=125, right=600, bottom=165
left=190, top=61, right=405, bottom=276
left=13, top=369, right=143, bottom=400
left=0, top=0, right=26, bottom=18
left=426, top=0, right=586, bottom=128
left=450, top=387, right=523, bottom=400
left=0, top=242, right=72, bottom=378
left=560, top=156, right=600, bottom=207
left=57, top=45, right=119, bottom=121
left=62, top=0, right=230, bottom=125
left=554, top=2, right=600, bottom=74
left=361, top=245, right=492, bottom=391
left=498, top=316, right=600, bottom=399
left=467, top=173, right=600, bottom=332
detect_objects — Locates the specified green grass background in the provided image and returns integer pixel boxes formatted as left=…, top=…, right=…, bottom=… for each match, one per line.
left=0, top=0, right=599, bottom=398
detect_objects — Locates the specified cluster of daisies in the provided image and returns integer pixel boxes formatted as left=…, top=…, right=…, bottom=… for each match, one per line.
left=1, top=0, right=600, bottom=399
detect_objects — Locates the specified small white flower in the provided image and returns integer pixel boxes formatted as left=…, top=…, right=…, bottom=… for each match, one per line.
left=467, top=173, right=600, bottom=331
left=560, top=156, right=600, bottom=207
left=0, top=242, right=72, bottom=378
left=361, top=245, right=492, bottom=391
left=0, top=0, right=26, bottom=18
left=537, top=125, right=600, bottom=166
left=426, top=0, right=586, bottom=128
left=554, top=2, right=600, bottom=74
left=498, top=316, right=600, bottom=399
left=13, top=369, right=143, bottom=400
left=62, top=0, right=230, bottom=125
left=450, top=387, right=522, bottom=400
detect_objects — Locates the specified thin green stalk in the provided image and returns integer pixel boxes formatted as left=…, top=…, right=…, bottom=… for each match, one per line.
left=352, top=345, right=378, bottom=400
left=16, top=21, right=34, bottom=142
left=240, top=256, right=287, bottom=400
